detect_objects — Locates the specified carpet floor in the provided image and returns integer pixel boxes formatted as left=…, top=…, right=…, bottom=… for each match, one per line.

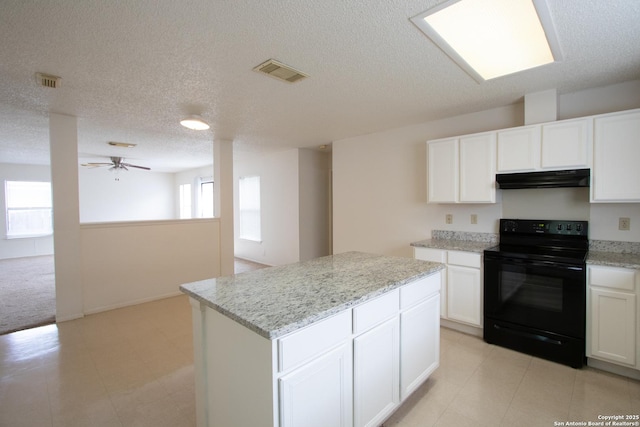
left=0, top=255, right=268, bottom=336
left=0, top=255, right=55, bottom=335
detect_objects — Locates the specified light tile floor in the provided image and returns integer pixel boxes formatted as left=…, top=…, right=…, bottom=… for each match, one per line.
left=1, top=296, right=639, bottom=427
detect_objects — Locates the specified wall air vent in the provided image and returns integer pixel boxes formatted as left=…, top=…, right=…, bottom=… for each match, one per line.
left=253, top=59, right=308, bottom=83
left=36, top=72, right=62, bottom=89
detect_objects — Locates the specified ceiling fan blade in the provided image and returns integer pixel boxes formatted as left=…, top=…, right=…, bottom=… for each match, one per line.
left=81, top=162, right=112, bottom=167
left=123, top=163, right=151, bottom=170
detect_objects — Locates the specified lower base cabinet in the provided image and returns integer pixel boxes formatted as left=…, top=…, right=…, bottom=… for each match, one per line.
left=447, top=264, right=482, bottom=326
left=400, top=293, right=440, bottom=400
left=189, top=271, right=442, bottom=427
left=414, top=247, right=482, bottom=329
left=280, top=343, right=354, bottom=427
left=588, top=265, right=638, bottom=369
left=354, top=318, right=399, bottom=427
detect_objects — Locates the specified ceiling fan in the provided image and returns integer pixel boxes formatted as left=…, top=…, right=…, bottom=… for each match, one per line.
left=81, top=156, right=151, bottom=171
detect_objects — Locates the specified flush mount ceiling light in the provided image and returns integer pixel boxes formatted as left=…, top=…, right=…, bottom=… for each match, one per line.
left=410, top=0, right=562, bottom=82
left=180, top=115, right=210, bottom=130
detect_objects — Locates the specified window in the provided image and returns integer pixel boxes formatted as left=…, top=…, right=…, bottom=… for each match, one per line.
left=179, top=184, right=192, bottom=219
left=199, top=179, right=214, bottom=218
left=238, top=176, right=261, bottom=242
left=5, top=181, right=53, bottom=238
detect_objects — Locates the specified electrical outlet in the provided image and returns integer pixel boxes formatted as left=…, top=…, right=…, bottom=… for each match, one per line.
left=619, top=217, right=630, bottom=231
left=446, top=214, right=453, bottom=224
left=471, top=214, right=477, bottom=224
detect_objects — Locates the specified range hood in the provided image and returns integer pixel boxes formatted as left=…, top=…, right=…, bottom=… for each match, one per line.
left=496, top=169, right=590, bottom=189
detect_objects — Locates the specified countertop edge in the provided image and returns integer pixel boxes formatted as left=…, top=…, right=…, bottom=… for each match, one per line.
left=410, top=239, right=496, bottom=253
left=586, top=251, right=640, bottom=270
left=181, top=258, right=445, bottom=340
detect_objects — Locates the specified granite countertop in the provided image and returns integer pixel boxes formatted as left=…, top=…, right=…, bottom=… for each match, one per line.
left=180, top=251, right=444, bottom=340
left=587, top=251, right=640, bottom=269
left=587, top=240, right=640, bottom=269
left=411, top=238, right=497, bottom=253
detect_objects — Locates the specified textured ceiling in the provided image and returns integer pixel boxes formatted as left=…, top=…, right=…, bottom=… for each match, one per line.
left=0, top=0, right=639, bottom=172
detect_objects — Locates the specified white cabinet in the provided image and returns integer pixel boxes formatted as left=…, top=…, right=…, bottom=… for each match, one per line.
left=427, top=132, right=496, bottom=203
left=592, top=109, right=640, bottom=202
left=353, top=290, right=400, bottom=427
left=400, top=292, right=440, bottom=400
left=541, top=119, right=590, bottom=169
left=353, top=318, right=399, bottom=427
left=459, top=133, right=497, bottom=203
left=447, top=264, right=482, bottom=326
left=497, top=125, right=541, bottom=172
left=497, top=118, right=591, bottom=173
left=427, top=138, right=458, bottom=203
left=587, top=265, right=639, bottom=368
left=413, top=247, right=482, bottom=329
left=188, top=271, right=442, bottom=427
left=446, top=251, right=482, bottom=327
left=280, top=342, right=353, bottom=427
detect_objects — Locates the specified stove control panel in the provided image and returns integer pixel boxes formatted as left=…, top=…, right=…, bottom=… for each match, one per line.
left=501, top=219, right=588, bottom=236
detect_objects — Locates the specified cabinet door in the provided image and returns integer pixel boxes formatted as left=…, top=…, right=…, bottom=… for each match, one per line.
left=497, top=126, right=541, bottom=172
left=592, top=110, right=640, bottom=202
left=400, top=293, right=440, bottom=400
left=541, top=118, right=590, bottom=169
left=427, top=138, right=458, bottom=203
left=447, top=265, right=482, bottom=326
left=354, top=318, right=400, bottom=427
left=413, top=248, right=447, bottom=319
left=459, top=132, right=496, bottom=203
left=589, top=288, right=636, bottom=366
left=279, top=343, right=353, bottom=427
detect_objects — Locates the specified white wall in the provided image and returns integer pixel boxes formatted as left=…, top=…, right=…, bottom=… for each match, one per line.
left=78, top=167, right=175, bottom=222
left=333, top=105, right=518, bottom=257
left=234, top=148, right=332, bottom=265
left=333, top=80, right=640, bottom=257
left=235, top=149, right=300, bottom=266
left=81, top=219, right=221, bottom=313
left=0, top=163, right=55, bottom=259
left=298, top=149, right=331, bottom=261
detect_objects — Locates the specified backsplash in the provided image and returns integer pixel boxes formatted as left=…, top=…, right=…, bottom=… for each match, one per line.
left=590, top=240, right=640, bottom=254
left=432, top=230, right=498, bottom=243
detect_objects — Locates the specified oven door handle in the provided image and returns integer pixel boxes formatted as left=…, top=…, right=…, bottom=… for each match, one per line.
left=493, top=324, right=564, bottom=346
left=489, top=257, right=584, bottom=272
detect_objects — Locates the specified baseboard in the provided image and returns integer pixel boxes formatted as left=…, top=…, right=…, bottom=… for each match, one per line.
left=83, top=291, right=184, bottom=316
left=441, top=318, right=483, bottom=337
left=235, top=256, right=274, bottom=267
left=55, top=312, right=85, bottom=323
left=587, top=357, right=640, bottom=380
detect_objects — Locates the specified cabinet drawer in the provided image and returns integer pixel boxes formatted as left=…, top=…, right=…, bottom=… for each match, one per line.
left=400, top=273, right=441, bottom=310
left=278, top=310, right=351, bottom=372
left=413, top=247, right=446, bottom=263
left=447, top=251, right=481, bottom=268
left=353, top=289, right=399, bottom=335
left=589, top=266, right=636, bottom=291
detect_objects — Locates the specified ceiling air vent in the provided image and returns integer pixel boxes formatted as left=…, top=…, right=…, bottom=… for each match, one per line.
left=253, top=59, right=308, bottom=83
left=36, top=72, right=62, bottom=89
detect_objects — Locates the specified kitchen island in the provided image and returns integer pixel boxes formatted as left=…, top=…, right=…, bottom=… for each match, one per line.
left=180, top=251, right=444, bottom=427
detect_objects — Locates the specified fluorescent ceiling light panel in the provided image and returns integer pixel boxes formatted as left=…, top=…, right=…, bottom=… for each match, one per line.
left=411, top=0, right=562, bottom=82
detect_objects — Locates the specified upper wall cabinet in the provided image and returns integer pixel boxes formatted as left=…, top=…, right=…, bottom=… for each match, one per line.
left=427, top=132, right=496, bottom=204
left=497, top=125, right=540, bottom=172
left=497, top=118, right=591, bottom=173
left=592, top=109, right=640, bottom=202
left=427, top=138, right=458, bottom=203
left=541, top=119, right=591, bottom=169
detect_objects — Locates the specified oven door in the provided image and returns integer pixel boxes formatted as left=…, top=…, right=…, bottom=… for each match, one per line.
left=484, top=254, right=586, bottom=339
